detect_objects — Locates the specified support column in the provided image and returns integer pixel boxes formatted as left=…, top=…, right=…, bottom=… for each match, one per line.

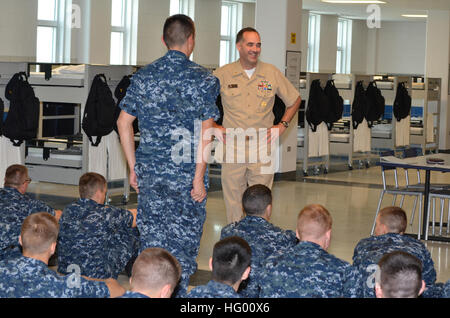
left=255, top=0, right=302, bottom=175
left=425, top=10, right=450, bottom=150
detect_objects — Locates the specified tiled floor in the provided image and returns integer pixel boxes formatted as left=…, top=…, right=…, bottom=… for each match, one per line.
left=28, top=162, right=450, bottom=289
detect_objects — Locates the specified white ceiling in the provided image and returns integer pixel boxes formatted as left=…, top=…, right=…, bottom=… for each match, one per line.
left=302, top=0, right=450, bottom=21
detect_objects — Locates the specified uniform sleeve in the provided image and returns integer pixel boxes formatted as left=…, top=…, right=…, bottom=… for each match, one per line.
left=119, top=71, right=145, bottom=118
left=198, top=75, right=220, bottom=122
left=274, top=67, right=300, bottom=108
left=421, top=247, right=437, bottom=286
left=343, top=264, right=365, bottom=298
left=64, top=274, right=110, bottom=298
left=31, top=199, right=56, bottom=216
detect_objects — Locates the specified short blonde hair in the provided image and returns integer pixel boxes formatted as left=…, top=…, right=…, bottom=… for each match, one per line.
left=297, top=204, right=332, bottom=240
left=21, top=212, right=59, bottom=255
left=131, top=248, right=182, bottom=293
left=378, top=206, right=407, bottom=234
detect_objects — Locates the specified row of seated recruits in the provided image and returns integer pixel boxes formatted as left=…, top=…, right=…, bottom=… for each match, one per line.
left=0, top=164, right=449, bottom=298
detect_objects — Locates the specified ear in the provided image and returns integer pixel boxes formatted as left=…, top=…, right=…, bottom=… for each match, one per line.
left=209, top=257, right=213, bottom=271
left=323, top=229, right=332, bottom=250
left=241, top=266, right=251, bottom=281
left=160, top=284, right=173, bottom=298
left=265, top=204, right=272, bottom=219
left=161, top=35, right=167, bottom=48
left=295, top=229, right=300, bottom=240
left=418, top=280, right=426, bottom=296
left=18, top=235, right=23, bottom=247
left=49, top=241, right=57, bottom=255
left=374, top=282, right=383, bottom=298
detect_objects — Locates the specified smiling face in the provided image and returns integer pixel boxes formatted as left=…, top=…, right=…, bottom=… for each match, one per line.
left=236, top=31, right=261, bottom=70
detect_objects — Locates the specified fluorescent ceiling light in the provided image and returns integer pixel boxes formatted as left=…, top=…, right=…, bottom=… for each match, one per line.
left=321, top=0, right=386, bottom=3
left=401, top=14, right=428, bottom=18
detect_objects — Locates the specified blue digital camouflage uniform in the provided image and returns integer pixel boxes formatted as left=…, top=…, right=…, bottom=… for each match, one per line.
left=0, top=255, right=109, bottom=298
left=119, top=50, right=220, bottom=297
left=188, top=280, right=240, bottom=298
left=259, top=241, right=363, bottom=298
left=220, top=215, right=297, bottom=297
left=57, top=198, right=139, bottom=279
left=352, top=233, right=437, bottom=298
left=0, top=187, right=55, bottom=259
left=119, top=291, right=150, bottom=298
left=442, top=280, right=450, bottom=298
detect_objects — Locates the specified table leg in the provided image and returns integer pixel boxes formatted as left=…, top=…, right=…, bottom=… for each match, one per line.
left=421, top=170, right=430, bottom=240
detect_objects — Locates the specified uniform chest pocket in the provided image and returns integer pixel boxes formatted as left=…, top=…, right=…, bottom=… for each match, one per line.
left=221, top=88, right=242, bottom=111
left=256, top=89, right=275, bottom=113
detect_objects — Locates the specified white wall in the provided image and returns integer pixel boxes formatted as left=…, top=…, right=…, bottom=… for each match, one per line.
left=194, top=0, right=221, bottom=68
left=318, top=15, right=338, bottom=73
left=136, top=0, right=169, bottom=65
left=0, top=0, right=37, bottom=62
left=375, top=21, right=426, bottom=75
left=350, top=19, right=368, bottom=75
left=242, top=2, right=256, bottom=29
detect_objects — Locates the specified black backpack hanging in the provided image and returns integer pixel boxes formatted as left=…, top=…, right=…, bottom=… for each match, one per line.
left=82, top=74, right=116, bottom=146
left=323, top=79, right=344, bottom=130
left=113, top=75, right=139, bottom=135
left=3, top=72, right=40, bottom=146
left=365, top=81, right=385, bottom=127
left=351, top=81, right=368, bottom=129
left=306, top=79, right=329, bottom=132
left=393, top=82, right=411, bottom=122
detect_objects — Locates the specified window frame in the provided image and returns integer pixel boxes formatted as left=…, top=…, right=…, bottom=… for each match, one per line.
left=36, top=0, right=72, bottom=63
left=110, top=0, right=139, bottom=65
left=307, top=13, right=320, bottom=73
left=336, top=18, right=352, bottom=74
left=219, top=0, right=242, bottom=67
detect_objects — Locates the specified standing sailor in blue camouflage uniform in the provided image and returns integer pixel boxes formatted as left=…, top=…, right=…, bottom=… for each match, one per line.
left=188, top=236, right=251, bottom=298
left=117, top=14, right=220, bottom=296
left=220, top=184, right=297, bottom=297
left=0, top=212, right=124, bottom=298
left=0, top=164, right=62, bottom=259
left=57, top=172, right=139, bottom=279
left=352, top=206, right=437, bottom=298
left=259, top=204, right=363, bottom=298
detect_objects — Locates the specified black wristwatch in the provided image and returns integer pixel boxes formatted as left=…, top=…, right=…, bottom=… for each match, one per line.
left=280, top=121, right=289, bottom=128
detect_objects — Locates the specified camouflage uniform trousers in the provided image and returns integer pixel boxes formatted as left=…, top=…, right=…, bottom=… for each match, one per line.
left=136, top=166, right=207, bottom=297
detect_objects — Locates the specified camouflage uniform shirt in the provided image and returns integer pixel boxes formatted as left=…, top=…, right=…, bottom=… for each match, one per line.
left=119, top=291, right=150, bottom=298
left=259, top=241, right=362, bottom=298
left=0, top=187, right=55, bottom=257
left=220, top=215, right=297, bottom=297
left=0, top=255, right=109, bottom=298
left=188, top=280, right=240, bottom=298
left=57, top=198, right=139, bottom=279
left=352, top=233, right=436, bottom=298
left=119, top=50, right=220, bottom=297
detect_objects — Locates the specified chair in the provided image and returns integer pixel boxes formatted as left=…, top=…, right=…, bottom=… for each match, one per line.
left=425, top=189, right=450, bottom=240
left=371, top=151, right=423, bottom=238
left=402, top=148, right=449, bottom=231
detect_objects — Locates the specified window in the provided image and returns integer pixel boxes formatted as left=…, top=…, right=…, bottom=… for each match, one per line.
left=307, top=13, right=320, bottom=73
left=336, top=18, right=352, bottom=74
left=170, top=0, right=195, bottom=18
left=110, top=0, right=139, bottom=65
left=36, top=0, right=72, bottom=63
left=219, top=1, right=242, bottom=67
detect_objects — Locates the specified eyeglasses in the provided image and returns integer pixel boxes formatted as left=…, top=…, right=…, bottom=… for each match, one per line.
left=23, top=178, right=32, bottom=184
